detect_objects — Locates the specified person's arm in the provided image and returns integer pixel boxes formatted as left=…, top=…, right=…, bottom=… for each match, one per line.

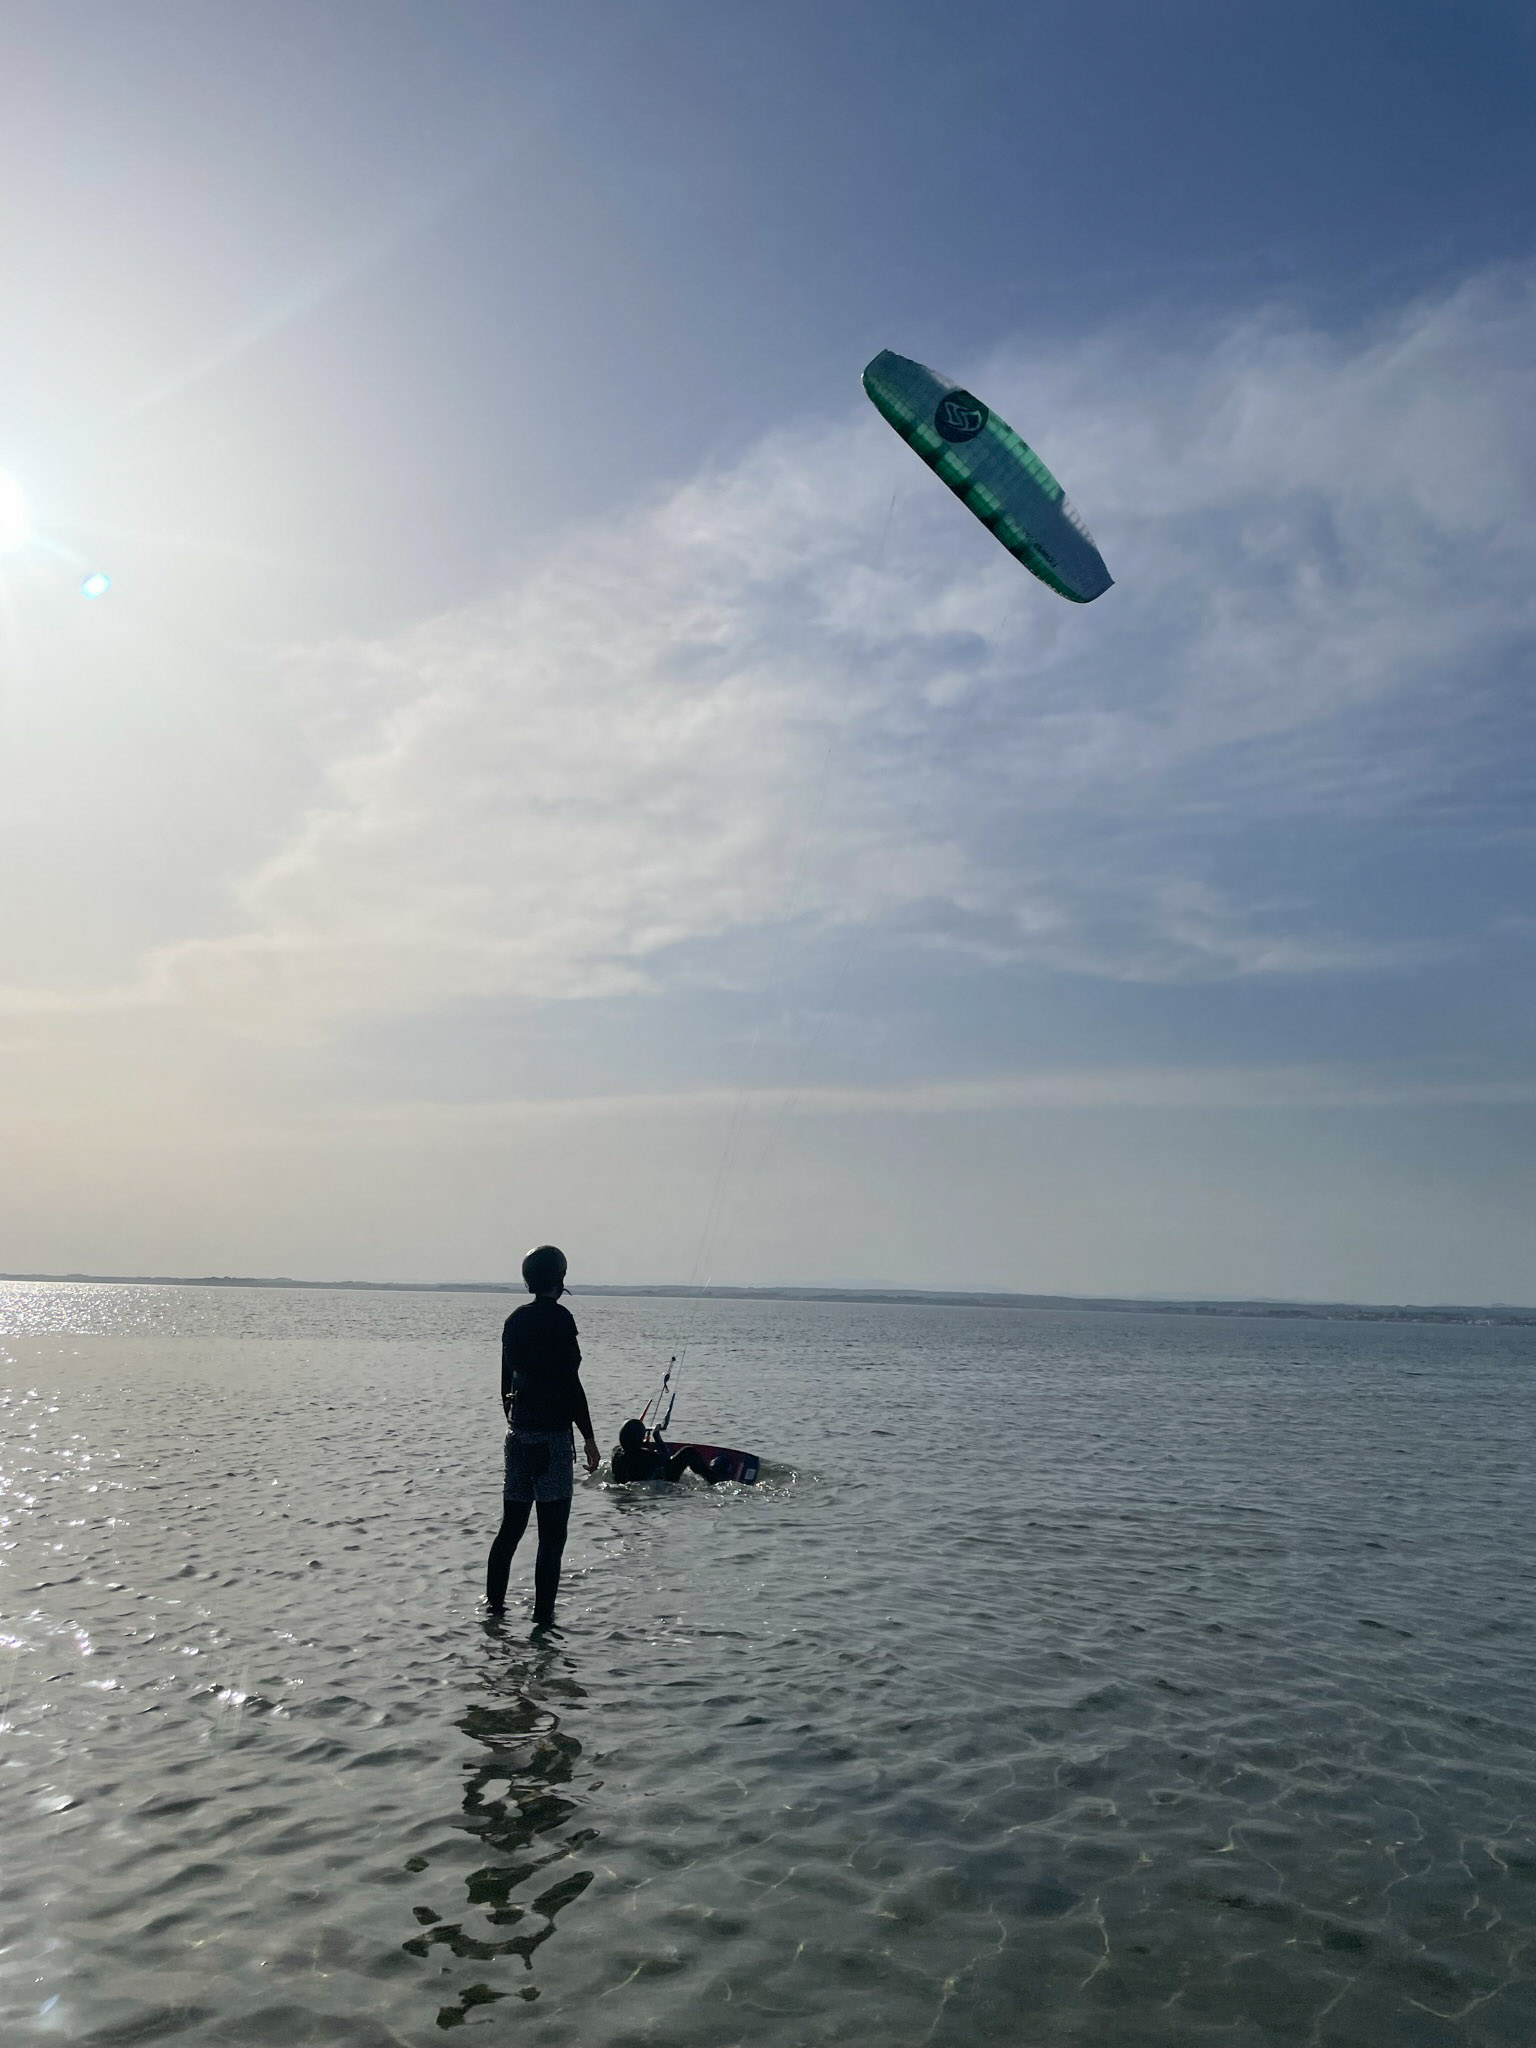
left=573, top=1382, right=599, bottom=1470
left=569, top=1375, right=596, bottom=1444
left=564, top=1317, right=600, bottom=1469
left=500, top=1319, right=516, bottom=1421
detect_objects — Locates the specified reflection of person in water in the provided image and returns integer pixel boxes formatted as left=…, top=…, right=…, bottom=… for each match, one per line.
left=485, top=1245, right=601, bottom=1628
left=404, top=1649, right=596, bottom=2023
left=610, top=1419, right=726, bottom=1484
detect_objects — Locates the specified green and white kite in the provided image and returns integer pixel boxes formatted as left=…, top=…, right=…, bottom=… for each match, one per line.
left=862, top=350, right=1113, bottom=604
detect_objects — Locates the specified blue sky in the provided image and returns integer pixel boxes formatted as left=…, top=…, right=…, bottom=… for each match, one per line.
left=1, top=1, right=1534, bottom=1299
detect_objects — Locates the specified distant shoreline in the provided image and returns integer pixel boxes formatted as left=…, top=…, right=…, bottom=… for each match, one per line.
left=2, top=1272, right=1532, bottom=1327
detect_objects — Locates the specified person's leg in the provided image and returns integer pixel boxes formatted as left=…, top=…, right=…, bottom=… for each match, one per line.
left=678, top=1447, right=725, bottom=1482
left=486, top=1498, right=532, bottom=1610
left=531, top=1497, right=572, bottom=1625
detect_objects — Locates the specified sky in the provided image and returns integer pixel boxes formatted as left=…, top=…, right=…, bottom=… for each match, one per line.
left=1, top=0, right=1534, bottom=1302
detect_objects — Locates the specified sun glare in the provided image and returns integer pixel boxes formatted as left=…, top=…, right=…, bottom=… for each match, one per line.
left=0, top=470, right=30, bottom=554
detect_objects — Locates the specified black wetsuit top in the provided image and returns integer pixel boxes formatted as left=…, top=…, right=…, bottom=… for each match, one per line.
left=501, top=1297, right=594, bottom=1439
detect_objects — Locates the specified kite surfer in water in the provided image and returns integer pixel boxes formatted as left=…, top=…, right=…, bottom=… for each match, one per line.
left=485, top=1244, right=601, bottom=1629
left=610, top=1418, right=729, bottom=1485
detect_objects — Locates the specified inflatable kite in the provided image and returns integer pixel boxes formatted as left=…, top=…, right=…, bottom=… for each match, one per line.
left=863, top=349, right=1112, bottom=604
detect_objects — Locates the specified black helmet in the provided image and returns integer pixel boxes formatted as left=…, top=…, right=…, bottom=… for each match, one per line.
left=521, top=1244, right=567, bottom=1294
left=619, top=1418, right=646, bottom=1452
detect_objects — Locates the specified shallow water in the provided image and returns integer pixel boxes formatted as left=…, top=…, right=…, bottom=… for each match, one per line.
left=1, top=1281, right=1533, bottom=2045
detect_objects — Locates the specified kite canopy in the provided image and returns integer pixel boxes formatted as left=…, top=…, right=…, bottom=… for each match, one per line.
left=862, top=350, right=1112, bottom=604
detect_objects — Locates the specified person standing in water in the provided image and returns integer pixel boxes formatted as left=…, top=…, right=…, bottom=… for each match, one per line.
left=485, top=1244, right=601, bottom=1628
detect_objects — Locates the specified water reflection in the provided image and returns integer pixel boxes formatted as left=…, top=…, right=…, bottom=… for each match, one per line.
left=407, top=1637, right=596, bottom=2029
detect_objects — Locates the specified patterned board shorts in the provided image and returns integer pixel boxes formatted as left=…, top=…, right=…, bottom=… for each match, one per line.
left=503, top=1427, right=576, bottom=1504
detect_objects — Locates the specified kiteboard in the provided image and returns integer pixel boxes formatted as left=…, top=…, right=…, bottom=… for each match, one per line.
left=673, top=1440, right=760, bottom=1485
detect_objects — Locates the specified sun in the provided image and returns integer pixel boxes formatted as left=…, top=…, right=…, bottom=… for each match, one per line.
left=0, top=470, right=31, bottom=553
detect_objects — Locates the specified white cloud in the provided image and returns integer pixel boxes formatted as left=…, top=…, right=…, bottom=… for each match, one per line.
left=13, top=270, right=1536, bottom=1032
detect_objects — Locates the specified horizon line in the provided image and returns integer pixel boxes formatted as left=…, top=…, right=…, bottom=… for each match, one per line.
left=1, top=1271, right=1532, bottom=1325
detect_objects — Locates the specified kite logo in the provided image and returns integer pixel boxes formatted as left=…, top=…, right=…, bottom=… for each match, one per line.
left=935, top=390, right=988, bottom=443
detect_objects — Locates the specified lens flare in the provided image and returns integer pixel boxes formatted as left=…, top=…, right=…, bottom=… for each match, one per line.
left=0, top=471, right=30, bottom=553
left=80, top=571, right=111, bottom=600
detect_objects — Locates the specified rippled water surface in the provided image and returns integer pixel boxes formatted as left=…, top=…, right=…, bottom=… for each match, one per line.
left=2, top=1281, right=1534, bottom=2045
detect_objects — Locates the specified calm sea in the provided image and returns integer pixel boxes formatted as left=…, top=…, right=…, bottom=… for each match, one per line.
left=1, top=1282, right=1533, bottom=2046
